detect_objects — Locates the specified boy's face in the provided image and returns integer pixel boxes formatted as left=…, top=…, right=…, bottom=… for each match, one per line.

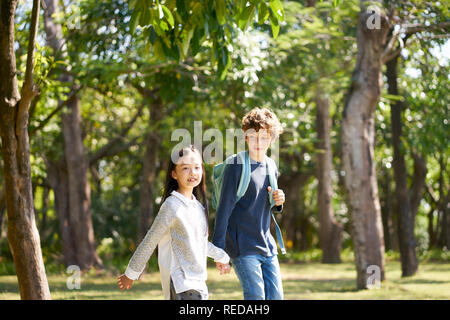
left=244, top=128, right=272, bottom=158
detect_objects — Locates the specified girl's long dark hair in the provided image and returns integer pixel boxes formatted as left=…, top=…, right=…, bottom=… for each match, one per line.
left=161, top=145, right=209, bottom=231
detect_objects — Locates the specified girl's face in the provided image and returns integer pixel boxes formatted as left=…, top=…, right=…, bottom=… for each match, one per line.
left=245, top=128, right=272, bottom=157
left=171, top=151, right=203, bottom=190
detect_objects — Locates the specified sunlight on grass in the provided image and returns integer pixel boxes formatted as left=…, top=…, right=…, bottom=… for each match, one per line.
left=1, top=261, right=449, bottom=300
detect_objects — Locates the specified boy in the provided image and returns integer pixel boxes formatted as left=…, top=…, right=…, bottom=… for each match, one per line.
left=212, top=107, right=285, bottom=300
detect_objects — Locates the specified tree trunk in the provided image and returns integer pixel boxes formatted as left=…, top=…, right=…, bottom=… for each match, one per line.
left=278, top=150, right=313, bottom=252
left=279, top=171, right=311, bottom=251
left=315, top=90, right=343, bottom=263
left=138, top=96, right=163, bottom=242
left=437, top=156, right=449, bottom=249
left=43, top=0, right=102, bottom=270
left=281, top=178, right=300, bottom=249
left=386, top=57, right=418, bottom=277
left=341, top=2, right=388, bottom=289
left=61, top=96, right=102, bottom=270
left=0, top=188, right=6, bottom=241
left=0, top=0, right=51, bottom=299
left=428, top=208, right=436, bottom=249
left=444, top=201, right=450, bottom=250
left=45, top=158, right=77, bottom=266
left=409, top=152, right=427, bottom=221
left=424, top=183, right=439, bottom=249
left=380, top=166, right=397, bottom=251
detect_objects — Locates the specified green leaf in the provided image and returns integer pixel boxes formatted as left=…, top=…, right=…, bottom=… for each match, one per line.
left=181, top=28, right=194, bottom=58
left=190, top=27, right=202, bottom=56
left=258, top=2, right=269, bottom=25
left=218, top=47, right=231, bottom=80
left=383, top=93, right=405, bottom=102
left=140, top=6, right=150, bottom=26
left=238, top=4, right=256, bottom=31
left=192, top=2, right=204, bottom=25
left=269, top=0, right=285, bottom=21
left=158, top=20, right=169, bottom=32
left=130, top=10, right=140, bottom=33
left=149, top=26, right=156, bottom=44
left=215, top=0, right=226, bottom=25
left=161, top=5, right=174, bottom=27
left=153, top=39, right=165, bottom=60
left=269, top=11, right=280, bottom=38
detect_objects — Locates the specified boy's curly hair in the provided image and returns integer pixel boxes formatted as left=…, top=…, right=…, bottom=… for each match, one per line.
left=241, top=107, right=283, bottom=140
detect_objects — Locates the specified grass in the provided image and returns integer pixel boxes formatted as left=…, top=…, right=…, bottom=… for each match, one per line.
left=1, top=260, right=449, bottom=300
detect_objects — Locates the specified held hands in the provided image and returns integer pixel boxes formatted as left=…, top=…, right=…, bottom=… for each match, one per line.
left=216, top=262, right=231, bottom=275
left=268, top=186, right=285, bottom=206
left=117, top=274, right=134, bottom=290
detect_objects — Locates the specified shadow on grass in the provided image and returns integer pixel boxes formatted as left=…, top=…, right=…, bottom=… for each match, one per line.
left=393, top=278, right=450, bottom=285
left=283, top=278, right=358, bottom=294
left=0, top=281, right=19, bottom=293
left=49, top=281, right=162, bottom=293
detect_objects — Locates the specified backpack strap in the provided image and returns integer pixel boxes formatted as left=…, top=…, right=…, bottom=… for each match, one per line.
left=236, top=150, right=251, bottom=203
left=265, top=156, right=286, bottom=255
left=232, top=151, right=286, bottom=255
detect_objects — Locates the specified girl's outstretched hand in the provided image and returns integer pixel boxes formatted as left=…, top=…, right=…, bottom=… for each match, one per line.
left=216, top=262, right=231, bottom=275
left=117, top=274, right=133, bottom=290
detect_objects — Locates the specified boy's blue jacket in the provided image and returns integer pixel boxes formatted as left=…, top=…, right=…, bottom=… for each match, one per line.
left=212, top=155, right=283, bottom=259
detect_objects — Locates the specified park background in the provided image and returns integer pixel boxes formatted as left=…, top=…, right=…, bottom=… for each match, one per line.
left=0, top=0, right=449, bottom=299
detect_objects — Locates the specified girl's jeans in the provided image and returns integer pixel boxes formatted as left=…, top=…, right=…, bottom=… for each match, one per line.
left=231, top=254, right=283, bottom=300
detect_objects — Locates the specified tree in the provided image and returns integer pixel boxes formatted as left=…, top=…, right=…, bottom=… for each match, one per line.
left=253, top=0, right=356, bottom=260
left=382, top=0, right=449, bottom=276
left=0, top=0, right=51, bottom=299
left=316, top=87, right=343, bottom=263
left=341, top=0, right=389, bottom=289
left=386, top=56, right=419, bottom=276
left=42, top=0, right=102, bottom=270
left=303, top=0, right=346, bottom=263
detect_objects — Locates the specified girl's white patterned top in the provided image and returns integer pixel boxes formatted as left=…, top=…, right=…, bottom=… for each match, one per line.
left=125, top=190, right=229, bottom=298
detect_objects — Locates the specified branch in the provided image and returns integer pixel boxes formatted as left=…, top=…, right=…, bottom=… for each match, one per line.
left=29, top=84, right=83, bottom=136
left=16, top=0, right=41, bottom=134
left=90, top=136, right=142, bottom=164
left=88, top=103, right=145, bottom=166
left=383, top=21, right=450, bottom=64
left=403, top=21, right=450, bottom=36
left=382, top=28, right=402, bottom=63
left=130, top=81, right=160, bottom=100
left=424, top=183, right=439, bottom=206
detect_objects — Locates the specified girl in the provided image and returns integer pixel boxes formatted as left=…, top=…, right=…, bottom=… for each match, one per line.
left=117, top=145, right=231, bottom=300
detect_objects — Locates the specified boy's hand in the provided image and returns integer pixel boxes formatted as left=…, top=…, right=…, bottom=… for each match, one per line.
left=216, top=262, right=231, bottom=275
left=268, top=187, right=285, bottom=206
left=117, top=274, right=134, bottom=290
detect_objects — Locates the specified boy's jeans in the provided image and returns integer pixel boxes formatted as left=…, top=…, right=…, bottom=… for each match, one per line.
left=231, top=254, right=283, bottom=300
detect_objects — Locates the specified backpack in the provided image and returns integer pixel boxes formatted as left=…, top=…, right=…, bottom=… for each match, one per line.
left=211, top=150, right=286, bottom=254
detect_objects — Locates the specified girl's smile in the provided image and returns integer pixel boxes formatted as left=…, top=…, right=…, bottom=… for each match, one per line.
left=171, top=152, right=203, bottom=197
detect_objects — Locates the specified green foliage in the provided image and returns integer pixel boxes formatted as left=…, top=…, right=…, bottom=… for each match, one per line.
left=129, top=0, right=285, bottom=78
left=2, top=0, right=448, bottom=283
